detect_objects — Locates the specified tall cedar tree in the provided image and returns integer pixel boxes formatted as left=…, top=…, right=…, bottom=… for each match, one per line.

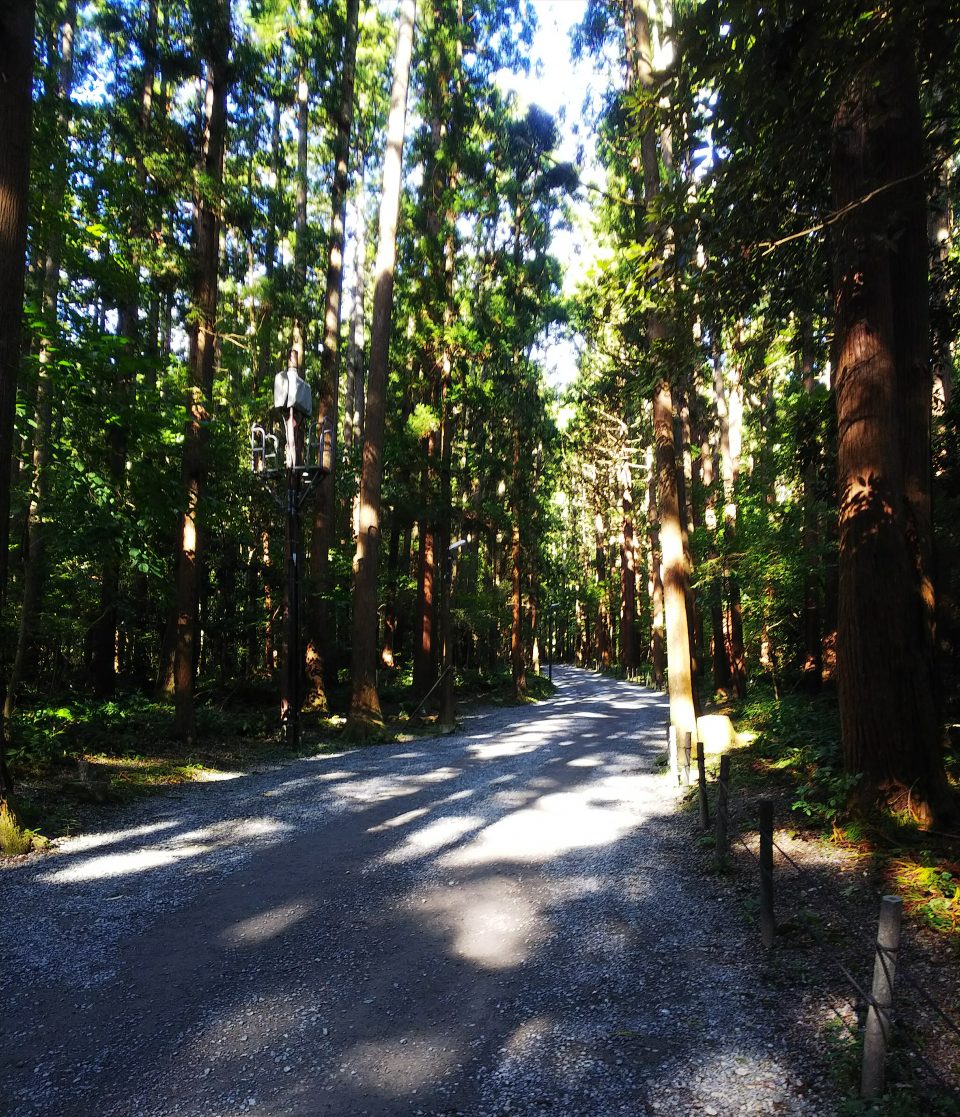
left=831, top=15, right=954, bottom=824
left=349, top=0, right=416, bottom=728
left=172, top=0, right=231, bottom=740
left=0, top=0, right=36, bottom=801
left=306, top=0, right=362, bottom=712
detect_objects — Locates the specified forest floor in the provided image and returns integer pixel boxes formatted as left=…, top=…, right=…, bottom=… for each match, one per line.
left=0, top=668, right=953, bottom=1116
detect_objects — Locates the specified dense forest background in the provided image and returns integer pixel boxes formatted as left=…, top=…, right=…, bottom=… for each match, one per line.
left=0, top=0, right=958, bottom=831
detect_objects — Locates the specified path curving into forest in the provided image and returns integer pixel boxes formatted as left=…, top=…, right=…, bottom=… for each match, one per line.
left=1, top=668, right=837, bottom=1116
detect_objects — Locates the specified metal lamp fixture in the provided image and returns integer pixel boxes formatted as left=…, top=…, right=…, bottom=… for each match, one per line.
left=250, top=351, right=333, bottom=747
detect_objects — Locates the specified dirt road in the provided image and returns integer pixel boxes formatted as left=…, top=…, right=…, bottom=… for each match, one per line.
left=1, top=668, right=834, bottom=1116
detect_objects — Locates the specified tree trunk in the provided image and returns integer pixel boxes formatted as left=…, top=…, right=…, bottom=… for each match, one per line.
left=619, top=460, right=638, bottom=672
left=654, top=379, right=696, bottom=740
left=4, top=1, right=74, bottom=759
left=0, top=0, right=35, bottom=621
left=412, top=497, right=437, bottom=698
left=831, top=26, right=952, bottom=823
left=799, top=316, right=823, bottom=693
left=511, top=516, right=525, bottom=699
left=633, top=0, right=695, bottom=736
left=348, top=0, right=416, bottom=728
left=256, top=65, right=282, bottom=395
left=91, top=0, right=158, bottom=698
left=343, top=174, right=367, bottom=448
left=172, top=1, right=231, bottom=741
left=646, top=457, right=665, bottom=688
left=305, top=0, right=360, bottom=710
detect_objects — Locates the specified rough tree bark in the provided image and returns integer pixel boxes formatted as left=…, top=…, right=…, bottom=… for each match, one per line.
left=305, top=0, right=361, bottom=711
left=348, top=0, right=416, bottom=728
left=0, top=0, right=35, bottom=614
left=632, top=0, right=696, bottom=739
left=831, top=24, right=953, bottom=823
left=799, top=316, right=823, bottom=693
left=172, top=1, right=230, bottom=740
left=90, top=0, right=158, bottom=698
left=4, top=0, right=76, bottom=746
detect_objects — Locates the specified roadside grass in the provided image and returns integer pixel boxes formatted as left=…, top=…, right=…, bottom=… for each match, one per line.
left=718, top=683, right=960, bottom=943
left=697, top=681, right=960, bottom=1111
left=3, top=668, right=557, bottom=848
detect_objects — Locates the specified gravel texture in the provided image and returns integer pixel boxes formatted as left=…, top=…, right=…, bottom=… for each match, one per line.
left=0, top=667, right=841, bottom=1116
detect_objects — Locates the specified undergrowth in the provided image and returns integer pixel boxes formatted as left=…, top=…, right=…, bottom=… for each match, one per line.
left=728, top=684, right=960, bottom=939
left=6, top=669, right=557, bottom=842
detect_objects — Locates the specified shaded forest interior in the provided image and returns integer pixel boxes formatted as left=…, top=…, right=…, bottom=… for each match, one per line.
left=0, top=0, right=959, bottom=837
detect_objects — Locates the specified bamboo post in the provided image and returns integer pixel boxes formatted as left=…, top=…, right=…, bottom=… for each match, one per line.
left=758, top=798, right=775, bottom=948
left=861, top=895, right=903, bottom=1099
left=680, top=729, right=692, bottom=786
left=714, top=753, right=730, bottom=867
left=668, top=723, right=678, bottom=783
left=696, top=744, right=710, bottom=829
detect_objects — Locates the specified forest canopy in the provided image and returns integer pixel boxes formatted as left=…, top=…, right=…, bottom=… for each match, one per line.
left=0, top=0, right=957, bottom=829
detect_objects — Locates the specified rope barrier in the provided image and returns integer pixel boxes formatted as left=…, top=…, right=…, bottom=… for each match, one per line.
left=723, top=802, right=960, bottom=1097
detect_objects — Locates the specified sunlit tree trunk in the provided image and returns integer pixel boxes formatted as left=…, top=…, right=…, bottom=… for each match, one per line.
left=654, top=380, right=696, bottom=739
left=349, top=0, right=416, bottom=728
left=172, top=0, right=230, bottom=740
left=343, top=170, right=368, bottom=448
left=633, top=0, right=695, bottom=737
left=831, top=26, right=952, bottom=823
left=256, top=64, right=282, bottom=394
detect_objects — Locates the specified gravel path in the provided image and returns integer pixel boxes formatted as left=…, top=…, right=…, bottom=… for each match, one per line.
left=0, top=667, right=839, bottom=1116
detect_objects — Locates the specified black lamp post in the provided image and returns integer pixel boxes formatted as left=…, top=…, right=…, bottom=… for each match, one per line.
left=250, top=351, right=332, bottom=747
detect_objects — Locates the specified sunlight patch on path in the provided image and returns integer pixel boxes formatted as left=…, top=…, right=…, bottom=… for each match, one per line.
left=442, top=772, right=658, bottom=868
left=41, top=818, right=289, bottom=883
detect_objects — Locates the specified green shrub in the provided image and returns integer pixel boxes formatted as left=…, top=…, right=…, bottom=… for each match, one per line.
left=0, top=801, right=32, bottom=856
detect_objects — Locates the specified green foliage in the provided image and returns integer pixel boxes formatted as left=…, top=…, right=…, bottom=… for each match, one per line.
left=886, top=857, right=960, bottom=936
left=0, top=802, right=33, bottom=857
left=737, top=689, right=857, bottom=825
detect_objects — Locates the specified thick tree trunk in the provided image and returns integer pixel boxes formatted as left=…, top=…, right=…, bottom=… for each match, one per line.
left=0, top=0, right=35, bottom=622
left=348, top=0, right=416, bottom=728
left=91, top=0, right=158, bottom=698
left=172, top=3, right=230, bottom=741
left=654, top=379, right=696, bottom=740
left=305, top=0, right=360, bottom=710
left=831, top=28, right=952, bottom=823
left=4, top=1, right=74, bottom=756
left=631, top=0, right=695, bottom=729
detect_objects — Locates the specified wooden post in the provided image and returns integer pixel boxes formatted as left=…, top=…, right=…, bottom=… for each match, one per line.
left=861, top=895, right=903, bottom=1099
left=680, top=729, right=692, bottom=786
left=758, top=797, right=774, bottom=948
left=714, top=753, right=730, bottom=867
left=696, top=744, right=710, bottom=829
